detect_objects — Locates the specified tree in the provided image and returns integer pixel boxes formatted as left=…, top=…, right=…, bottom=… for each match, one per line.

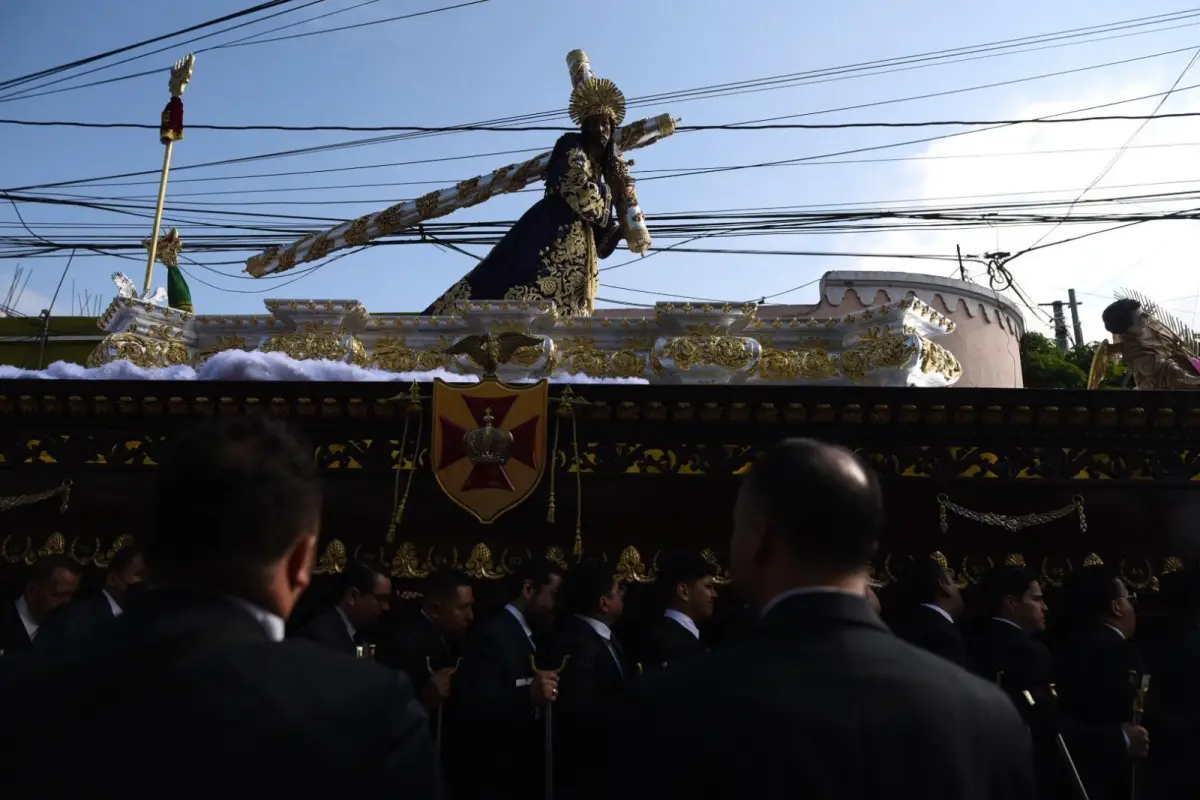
left=1019, top=333, right=1128, bottom=389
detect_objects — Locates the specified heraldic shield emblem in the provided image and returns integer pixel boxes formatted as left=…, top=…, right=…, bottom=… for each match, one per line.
left=431, top=378, right=550, bottom=524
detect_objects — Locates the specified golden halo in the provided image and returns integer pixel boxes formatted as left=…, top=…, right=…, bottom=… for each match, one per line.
left=568, top=77, right=627, bottom=127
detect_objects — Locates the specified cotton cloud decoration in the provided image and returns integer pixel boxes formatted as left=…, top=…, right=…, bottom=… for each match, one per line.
left=0, top=349, right=650, bottom=384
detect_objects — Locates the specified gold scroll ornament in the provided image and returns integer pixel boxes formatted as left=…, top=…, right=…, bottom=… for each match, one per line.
left=937, top=494, right=1087, bottom=534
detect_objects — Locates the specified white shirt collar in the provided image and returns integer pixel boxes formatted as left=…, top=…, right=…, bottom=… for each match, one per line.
left=921, top=603, right=955, bottom=624
left=760, top=586, right=857, bottom=618
left=102, top=589, right=123, bottom=617
left=991, top=616, right=1024, bottom=630
left=334, top=605, right=357, bottom=642
left=575, top=614, right=613, bottom=640
left=664, top=609, right=700, bottom=640
left=504, top=603, right=535, bottom=648
left=1101, top=622, right=1126, bottom=641
left=14, top=596, right=37, bottom=640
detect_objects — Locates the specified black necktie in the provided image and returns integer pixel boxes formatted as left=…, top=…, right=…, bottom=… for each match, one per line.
left=605, top=637, right=626, bottom=677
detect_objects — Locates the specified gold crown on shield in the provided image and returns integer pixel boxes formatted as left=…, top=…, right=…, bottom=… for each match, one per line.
left=464, top=408, right=513, bottom=466
left=569, top=77, right=627, bottom=127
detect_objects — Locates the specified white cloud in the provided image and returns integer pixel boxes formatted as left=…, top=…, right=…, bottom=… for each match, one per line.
left=852, top=78, right=1200, bottom=345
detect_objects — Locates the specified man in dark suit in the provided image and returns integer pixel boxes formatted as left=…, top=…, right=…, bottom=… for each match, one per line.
left=0, top=415, right=436, bottom=795
left=547, top=560, right=629, bottom=798
left=1054, top=566, right=1148, bottom=800
left=450, top=558, right=562, bottom=799
left=889, top=554, right=968, bottom=668
left=1147, top=565, right=1200, bottom=799
left=640, top=551, right=717, bottom=671
left=967, top=566, right=1064, bottom=799
left=294, top=558, right=392, bottom=656
left=611, top=438, right=1034, bottom=800
left=35, top=545, right=145, bottom=647
left=378, top=568, right=475, bottom=709
left=0, top=556, right=80, bottom=658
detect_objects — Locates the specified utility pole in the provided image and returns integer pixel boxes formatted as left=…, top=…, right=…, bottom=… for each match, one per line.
left=1039, top=300, right=1070, bottom=351
left=1066, top=288, right=1084, bottom=346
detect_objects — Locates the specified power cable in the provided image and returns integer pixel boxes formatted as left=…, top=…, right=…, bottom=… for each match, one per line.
left=0, top=0, right=308, bottom=93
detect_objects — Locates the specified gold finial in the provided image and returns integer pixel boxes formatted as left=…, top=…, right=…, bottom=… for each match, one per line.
left=1083, top=552, right=1104, bottom=567
left=169, top=54, right=196, bottom=97
left=142, top=227, right=182, bottom=269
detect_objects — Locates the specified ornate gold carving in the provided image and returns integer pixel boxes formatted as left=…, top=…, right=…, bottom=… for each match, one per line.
left=372, top=336, right=452, bottom=372
left=1, top=534, right=31, bottom=564
left=316, top=539, right=348, bottom=574
left=454, top=178, right=480, bottom=202
left=840, top=327, right=917, bottom=381
left=260, top=322, right=368, bottom=366
left=306, top=233, right=335, bottom=263
left=392, top=542, right=432, bottom=579
left=95, top=535, right=135, bottom=569
left=377, top=202, right=409, bottom=236
left=1082, top=552, right=1104, bottom=567
left=545, top=546, right=568, bottom=570
left=87, top=332, right=190, bottom=369
left=698, top=548, right=731, bottom=585
left=755, top=346, right=838, bottom=381
left=658, top=336, right=753, bottom=372
left=615, top=545, right=655, bottom=583
left=142, top=227, right=183, bottom=269
left=554, top=336, right=647, bottom=378
left=197, top=334, right=247, bottom=365
left=920, top=340, right=962, bottom=380
left=344, top=215, right=372, bottom=246
left=416, top=191, right=443, bottom=220
left=464, top=542, right=508, bottom=579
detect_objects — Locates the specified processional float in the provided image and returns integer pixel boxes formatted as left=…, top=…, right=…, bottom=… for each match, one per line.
left=243, top=50, right=679, bottom=279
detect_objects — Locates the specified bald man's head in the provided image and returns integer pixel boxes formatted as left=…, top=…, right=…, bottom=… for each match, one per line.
left=733, top=438, right=883, bottom=574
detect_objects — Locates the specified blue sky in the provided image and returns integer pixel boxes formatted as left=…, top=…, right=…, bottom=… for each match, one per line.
left=4, top=0, right=1200, bottom=341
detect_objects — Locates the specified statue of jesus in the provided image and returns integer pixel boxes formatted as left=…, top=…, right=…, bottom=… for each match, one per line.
left=423, top=77, right=629, bottom=316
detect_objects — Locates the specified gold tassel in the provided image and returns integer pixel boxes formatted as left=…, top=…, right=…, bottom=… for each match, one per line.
left=571, top=408, right=583, bottom=561
left=547, top=410, right=562, bottom=524
left=385, top=382, right=422, bottom=543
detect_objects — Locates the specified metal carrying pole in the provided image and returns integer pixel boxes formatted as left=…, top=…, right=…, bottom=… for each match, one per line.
left=530, top=654, right=569, bottom=800
left=425, top=655, right=463, bottom=763
left=1024, top=690, right=1090, bottom=800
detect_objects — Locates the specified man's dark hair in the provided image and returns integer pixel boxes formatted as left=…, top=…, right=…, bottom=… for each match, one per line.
left=340, top=559, right=384, bottom=597
left=982, top=565, right=1037, bottom=616
left=900, top=556, right=952, bottom=607
left=27, top=555, right=81, bottom=586
left=505, top=557, right=562, bottom=603
left=1062, top=565, right=1122, bottom=623
left=658, top=552, right=715, bottom=599
left=744, top=438, right=883, bottom=571
left=146, top=415, right=321, bottom=596
left=425, top=568, right=472, bottom=601
left=562, top=560, right=618, bottom=616
left=1102, top=298, right=1141, bottom=335
left=108, top=545, right=142, bottom=576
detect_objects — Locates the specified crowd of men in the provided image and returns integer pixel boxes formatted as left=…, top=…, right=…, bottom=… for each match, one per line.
left=0, top=415, right=1196, bottom=799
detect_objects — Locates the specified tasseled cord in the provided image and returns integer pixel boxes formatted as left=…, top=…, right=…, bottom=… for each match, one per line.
left=386, top=391, right=424, bottom=544
left=547, top=396, right=584, bottom=561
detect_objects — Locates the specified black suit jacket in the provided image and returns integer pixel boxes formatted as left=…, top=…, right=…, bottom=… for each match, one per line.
left=1054, top=624, right=1144, bottom=800
left=967, top=618, right=1065, bottom=799
left=448, top=608, right=539, bottom=799
left=546, top=616, right=629, bottom=796
left=891, top=604, right=969, bottom=669
left=1146, top=620, right=1200, bottom=799
left=0, top=598, right=34, bottom=658
left=640, top=613, right=705, bottom=671
left=0, top=588, right=436, bottom=796
left=294, top=606, right=358, bottom=655
left=33, top=591, right=116, bottom=647
left=612, top=593, right=1034, bottom=800
left=377, top=613, right=454, bottom=701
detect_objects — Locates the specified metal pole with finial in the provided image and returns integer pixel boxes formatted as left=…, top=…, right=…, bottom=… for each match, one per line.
left=143, top=54, right=195, bottom=295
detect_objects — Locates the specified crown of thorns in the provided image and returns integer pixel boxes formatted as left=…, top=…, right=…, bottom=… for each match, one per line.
left=568, top=77, right=627, bottom=127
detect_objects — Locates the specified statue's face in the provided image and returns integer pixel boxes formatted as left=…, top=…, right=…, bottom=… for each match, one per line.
left=1127, top=305, right=1147, bottom=334
left=585, top=115, right=613, bottom=147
